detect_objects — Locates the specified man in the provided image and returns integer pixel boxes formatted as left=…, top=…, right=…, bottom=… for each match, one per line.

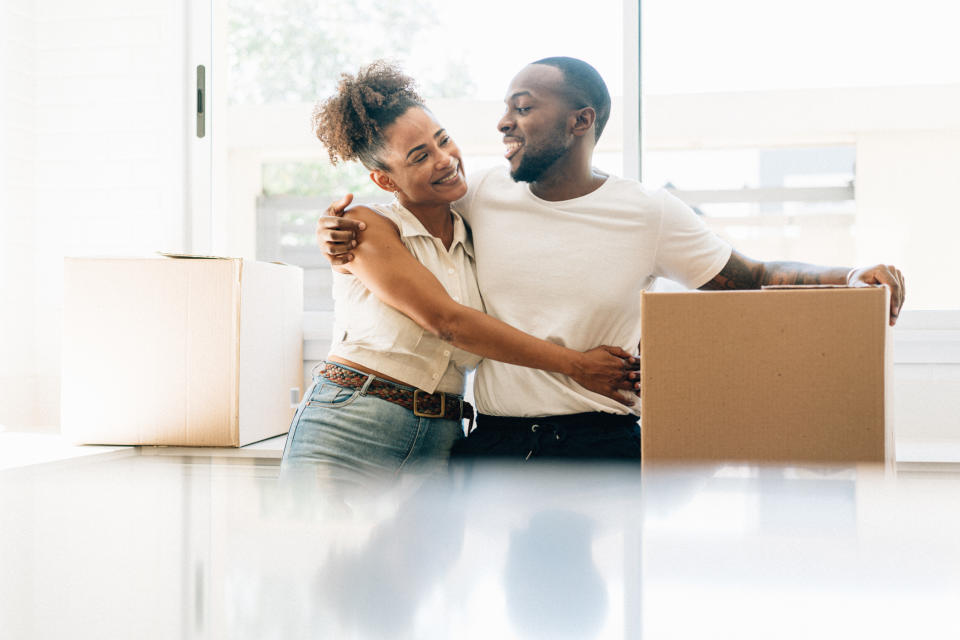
left=316, top=57, right=905, bottom=460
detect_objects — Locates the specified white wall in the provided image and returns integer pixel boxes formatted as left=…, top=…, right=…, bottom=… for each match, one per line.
left=1, top=0, right=190, bottom=429
left=1, top=0, right=39, bottom=430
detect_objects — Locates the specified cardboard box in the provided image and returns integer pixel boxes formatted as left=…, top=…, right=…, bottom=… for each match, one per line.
left=62, top=255, right=304, bottom=446
left=640, top=286, right=893, bottom=465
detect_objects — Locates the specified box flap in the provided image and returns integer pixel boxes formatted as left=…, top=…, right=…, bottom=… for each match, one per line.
left=158, top=251, right=240, bottom=260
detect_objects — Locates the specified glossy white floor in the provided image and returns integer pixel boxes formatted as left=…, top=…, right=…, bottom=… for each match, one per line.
left=1, top=456, right=958, bottom=639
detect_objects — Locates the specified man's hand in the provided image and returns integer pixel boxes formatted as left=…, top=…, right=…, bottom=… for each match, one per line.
left=571, top=346, right=642, bottom=406
left=846, top=264, right=905, bottom=326
left=316, top=194, right=363, bottom=269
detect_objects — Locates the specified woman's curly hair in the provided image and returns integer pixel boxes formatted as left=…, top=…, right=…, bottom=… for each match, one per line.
left=312, top=60, right=424, bottom=171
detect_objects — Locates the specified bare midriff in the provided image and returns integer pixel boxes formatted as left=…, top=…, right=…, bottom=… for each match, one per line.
left=326, top=355, right=413, bottom=387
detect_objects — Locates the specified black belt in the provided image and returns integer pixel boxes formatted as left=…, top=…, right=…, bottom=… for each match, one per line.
left=477, top=411, right=638, bottom=430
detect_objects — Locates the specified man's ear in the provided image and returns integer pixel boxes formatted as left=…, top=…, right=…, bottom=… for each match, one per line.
left=571, top=107, right=597, bottom=138
left=370, top=170, right=398, bottom=193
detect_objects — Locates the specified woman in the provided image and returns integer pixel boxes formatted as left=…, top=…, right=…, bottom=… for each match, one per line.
left=281, top=61, right=636, bottom=488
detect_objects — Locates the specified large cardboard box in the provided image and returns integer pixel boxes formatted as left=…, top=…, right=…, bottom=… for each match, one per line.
left=640, top=286, right=893, bottom=465
left=62, top=255, right=304, bottom=446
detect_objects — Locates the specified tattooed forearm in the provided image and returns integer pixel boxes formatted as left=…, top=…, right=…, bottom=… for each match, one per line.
left=700, top=251, right=850, bottom=291
left=699, top=253, right=763, bottom=289
left=759, top=261, right=849, bottom=286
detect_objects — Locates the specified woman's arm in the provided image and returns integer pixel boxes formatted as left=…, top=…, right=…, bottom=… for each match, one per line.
left=340, top=207, right=637, bottom=404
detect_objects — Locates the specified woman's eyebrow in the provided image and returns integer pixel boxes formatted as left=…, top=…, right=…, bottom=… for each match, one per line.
left=405, top=129, right=448, bottom=160
left=405, top=143, right=426, bottom=160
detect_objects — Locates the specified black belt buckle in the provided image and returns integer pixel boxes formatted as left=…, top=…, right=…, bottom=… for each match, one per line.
left=413, top=389, right=445, bottom=418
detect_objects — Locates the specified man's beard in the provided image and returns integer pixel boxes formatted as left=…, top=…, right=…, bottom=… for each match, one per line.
left=510, top=127, right=570, bottom=183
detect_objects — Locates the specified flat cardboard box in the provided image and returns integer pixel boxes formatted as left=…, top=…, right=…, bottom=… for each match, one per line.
left=640, top=286, right=893, bottom=465
left=62, top=255, right=303, bottom=446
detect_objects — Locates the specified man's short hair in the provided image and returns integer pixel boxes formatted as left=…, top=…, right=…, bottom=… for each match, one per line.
left=532, top=56, right=612, bottom=142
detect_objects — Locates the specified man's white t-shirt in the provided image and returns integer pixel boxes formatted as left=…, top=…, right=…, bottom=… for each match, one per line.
left=456, top=167, right=732, bottom=417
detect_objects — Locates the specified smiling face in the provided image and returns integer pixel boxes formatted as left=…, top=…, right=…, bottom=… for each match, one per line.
left=498, top=64, right=577, bottom=183
left=371, top=107, right=467, bottom=206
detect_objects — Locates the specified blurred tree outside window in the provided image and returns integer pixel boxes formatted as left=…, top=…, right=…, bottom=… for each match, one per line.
left=227, top=0, right=481, bottom=279
left=227, top=0, right=476, bottom=106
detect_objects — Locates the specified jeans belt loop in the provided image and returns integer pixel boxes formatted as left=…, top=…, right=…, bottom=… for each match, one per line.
left=358, top=373, right=375, bottom=396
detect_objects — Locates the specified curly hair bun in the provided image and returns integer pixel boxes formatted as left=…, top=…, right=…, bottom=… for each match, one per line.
left=312, top=60, right=424, bottom=168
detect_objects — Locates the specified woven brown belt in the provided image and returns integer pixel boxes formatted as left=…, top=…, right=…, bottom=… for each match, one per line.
left=318, top=361, right=474, bottom=424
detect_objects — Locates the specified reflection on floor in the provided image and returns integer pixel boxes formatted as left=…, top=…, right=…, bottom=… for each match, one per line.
left=2, top=456, right=959, bottom=639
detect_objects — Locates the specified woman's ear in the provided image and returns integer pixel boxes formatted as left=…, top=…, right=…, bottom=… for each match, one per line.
left=370, top=170, right=398, bottom=194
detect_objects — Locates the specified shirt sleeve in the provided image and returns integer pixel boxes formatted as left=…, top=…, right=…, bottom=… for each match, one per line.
left=652, top=189, right=732, bottom=289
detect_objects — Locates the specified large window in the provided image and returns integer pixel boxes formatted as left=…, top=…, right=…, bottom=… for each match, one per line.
left=216, top=0, right=960, bottom=311
left=642, top=0, right=960, bottom=309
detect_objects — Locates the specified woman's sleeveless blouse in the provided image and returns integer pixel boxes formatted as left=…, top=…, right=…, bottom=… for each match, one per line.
left=327, top=199, right=484, bottom=394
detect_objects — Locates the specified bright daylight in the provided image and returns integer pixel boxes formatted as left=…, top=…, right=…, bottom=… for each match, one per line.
left=1, top=0, right=959, bottom=638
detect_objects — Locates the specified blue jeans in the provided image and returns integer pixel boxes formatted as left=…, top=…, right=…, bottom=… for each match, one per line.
left=280, top=365, right=466, bottom=492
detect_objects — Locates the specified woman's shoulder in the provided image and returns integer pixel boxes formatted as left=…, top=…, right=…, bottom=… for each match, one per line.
left=342, top=203, right=401, bottom=235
